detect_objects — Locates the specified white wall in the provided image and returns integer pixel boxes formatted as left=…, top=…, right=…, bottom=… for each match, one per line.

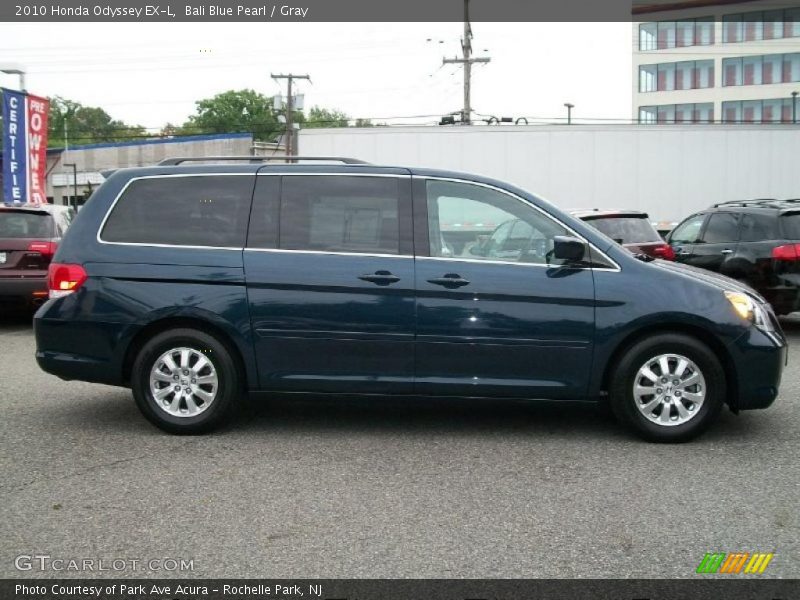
left=299, top=124, right=800, bottom=222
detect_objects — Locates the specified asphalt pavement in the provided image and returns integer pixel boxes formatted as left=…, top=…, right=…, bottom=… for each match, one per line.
left=1, top=314, right=798, bottom=578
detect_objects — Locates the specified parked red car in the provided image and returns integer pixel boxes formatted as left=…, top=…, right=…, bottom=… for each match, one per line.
left=0, top=204, right=74, bottom=312
left=572, top=209, right=675, bottom=260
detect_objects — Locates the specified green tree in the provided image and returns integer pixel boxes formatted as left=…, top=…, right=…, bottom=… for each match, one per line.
left=304, top=106, right=350, bottom=128
left=48, top=96, right=146, bottom=146
left=180, top=89, right=283, bottom=141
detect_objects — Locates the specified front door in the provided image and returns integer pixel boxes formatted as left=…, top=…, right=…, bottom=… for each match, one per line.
left=244, top=172, right=415, bottom=393
left=668, top=213, right=707, bottom=265
left=688, top=211, right=741, bottom=276
left=413, top=178, right=598, bottom=399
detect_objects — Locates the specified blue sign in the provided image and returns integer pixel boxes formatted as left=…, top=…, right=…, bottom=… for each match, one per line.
left=2, top=88, right=28, bottom=204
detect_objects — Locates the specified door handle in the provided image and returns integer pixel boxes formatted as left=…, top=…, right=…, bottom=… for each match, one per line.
left=675, top=248, right=691, bottom=256
left=721, top=249, right=734, bottom=255
left=358, top=270, right=401, bottom=285
left=427, top=273, right=470, bottom=288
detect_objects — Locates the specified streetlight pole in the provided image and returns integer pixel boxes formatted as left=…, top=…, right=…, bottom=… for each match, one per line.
left=0, top=64, right=26, bottom=91
left=564, top=103, right=574, bottom=125
left=792, top=91, right=798, bottom=125
left=63, top=163, right=78, bottom=210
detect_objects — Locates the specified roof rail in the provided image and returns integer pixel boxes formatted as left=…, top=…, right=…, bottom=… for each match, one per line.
left=157, top=156, right=369, bottom=166
left=711, top=198, right=777, bottom=208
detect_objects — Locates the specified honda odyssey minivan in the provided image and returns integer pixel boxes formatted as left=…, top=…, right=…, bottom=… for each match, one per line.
left=34, top=157, right=786, bottom=442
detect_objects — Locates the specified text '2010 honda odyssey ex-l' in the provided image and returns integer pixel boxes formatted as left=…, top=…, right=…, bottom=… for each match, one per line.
left=34, top=157, right=787, bottom=442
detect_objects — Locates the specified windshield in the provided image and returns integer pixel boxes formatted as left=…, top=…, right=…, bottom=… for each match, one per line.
left=780, top=213, right=800, bottom=240
left=585, top=216, right=661, bottom=244
left=0, top=211, right=54, bottom=238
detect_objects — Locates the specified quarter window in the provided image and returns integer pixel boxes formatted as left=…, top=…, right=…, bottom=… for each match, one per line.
left=740, top=214, right=777, bottom=242
left=426, top=180, right=570, bottom=266
left=278, top=176, right=402, bottom=255
left=100, top=175, right=253, bottom=247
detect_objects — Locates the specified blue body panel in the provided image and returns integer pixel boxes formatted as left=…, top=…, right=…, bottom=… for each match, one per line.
left=34, top=163, right=786, bottom=411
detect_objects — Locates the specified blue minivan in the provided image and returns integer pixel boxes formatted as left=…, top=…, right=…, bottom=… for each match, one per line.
left=34, top=157, right=787, bottom=441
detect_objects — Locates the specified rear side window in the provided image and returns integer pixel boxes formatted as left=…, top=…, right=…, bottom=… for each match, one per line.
left=781, top=213, right=800, bottom=240
left=699, top=212, right=739, bottom=244
left=585, top=216, right=660, bottom=244
left=0, top=211, right=54, bottom=238
left=278, top=176, right=402, bottom=255
left=740, top=213, right=777, bottom=241
left=101, top=175, right=253, bottom=247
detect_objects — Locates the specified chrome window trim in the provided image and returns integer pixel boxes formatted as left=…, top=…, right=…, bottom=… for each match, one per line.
left=421, top=176, right=621, bottom=272
left=96, top=171, right=619, bottom=272
left=98, top=172, right=411, bottom=250
left=245, top=248, right=411, bottom=259
left=97, top=173, right=255, bottom=250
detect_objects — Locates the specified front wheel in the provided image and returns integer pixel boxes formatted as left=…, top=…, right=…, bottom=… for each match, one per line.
left=610, top=333, right=726, bottom=442
left=131, top=328, right=241, bottom=434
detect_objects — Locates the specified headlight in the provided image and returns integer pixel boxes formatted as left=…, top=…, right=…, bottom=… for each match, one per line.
left=724, top=291, right=774, bottom=332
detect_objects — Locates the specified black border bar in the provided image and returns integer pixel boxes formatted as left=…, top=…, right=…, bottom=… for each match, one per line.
left=3, top=579, right=800, bottom=600
left=0, top=0, right=791, bottom=22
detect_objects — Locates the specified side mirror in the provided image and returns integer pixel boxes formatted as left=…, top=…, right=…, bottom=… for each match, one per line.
left=553, top=235, right=586, bottom=263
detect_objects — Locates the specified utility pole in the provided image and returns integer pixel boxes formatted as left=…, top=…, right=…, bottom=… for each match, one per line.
left=442, top=0, right=490, bottom=125
left=271, top=73, right=310, bottom=157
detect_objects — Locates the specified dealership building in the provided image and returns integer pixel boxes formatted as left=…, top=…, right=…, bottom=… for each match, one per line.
left=0, top=132, right=257, bottom=207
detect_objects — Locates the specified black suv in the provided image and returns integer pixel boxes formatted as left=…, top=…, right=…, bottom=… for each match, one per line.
left=667, top=200, right=800, bottom=315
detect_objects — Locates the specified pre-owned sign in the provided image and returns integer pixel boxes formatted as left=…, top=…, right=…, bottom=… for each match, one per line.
left=2, top=88, right=49, bottom=204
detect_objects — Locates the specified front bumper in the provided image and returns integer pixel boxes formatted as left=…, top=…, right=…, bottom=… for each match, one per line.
left=0, top=276, right=48, bottom=310
left=727, top=326, right=787, bottom=410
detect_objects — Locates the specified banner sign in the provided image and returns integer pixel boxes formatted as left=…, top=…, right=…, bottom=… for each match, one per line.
left=2, top=88, right=50, bottom=204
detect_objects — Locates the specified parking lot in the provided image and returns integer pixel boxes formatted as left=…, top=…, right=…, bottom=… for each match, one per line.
left=1, top=314, right=798, bottom=579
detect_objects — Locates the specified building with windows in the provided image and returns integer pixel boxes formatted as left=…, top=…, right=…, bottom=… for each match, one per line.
left=633, top=1, right=800, bottom=123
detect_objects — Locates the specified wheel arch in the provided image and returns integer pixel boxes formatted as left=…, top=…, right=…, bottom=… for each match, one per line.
left=122, top=316, right=251, bottom=390
left=599, top=322, right=738, bottom=410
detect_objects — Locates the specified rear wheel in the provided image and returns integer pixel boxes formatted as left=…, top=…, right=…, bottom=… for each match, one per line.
left=610, top=333, right=725, bottom=442
left=131, top=328, right=240, bottom=434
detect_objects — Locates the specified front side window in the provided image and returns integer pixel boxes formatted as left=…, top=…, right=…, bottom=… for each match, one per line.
left=670, top=214, right=706, bottom=244
left=100, top=175, right=253, bottom=247
left=426, top=180, right=570, bottom=266
left=279, top=176, right=402, bottom=255
left=700, top=212, right=740, bottom=244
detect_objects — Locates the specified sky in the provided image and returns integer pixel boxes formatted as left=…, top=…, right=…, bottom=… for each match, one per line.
left=0, top=22, right=633, bottom=131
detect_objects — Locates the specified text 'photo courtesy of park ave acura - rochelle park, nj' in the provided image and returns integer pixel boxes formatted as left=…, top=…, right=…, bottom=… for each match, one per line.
left=0, top=1, right=799, bottom=599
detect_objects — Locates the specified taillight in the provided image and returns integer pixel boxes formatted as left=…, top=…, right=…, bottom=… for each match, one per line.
left=28, top=241, right=58, bottom=257
left=771, top=244, right=800, bottom=261
left=47, top=263, right=87, bottom=299
left=652, top=243, right=676, bottom=261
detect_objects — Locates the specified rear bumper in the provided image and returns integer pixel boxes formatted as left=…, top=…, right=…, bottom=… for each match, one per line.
left=727, top=327, right=787, bottom=410
left=0, top=276, right=48, bottom=310
left=34, top=308, right=127, bottom=386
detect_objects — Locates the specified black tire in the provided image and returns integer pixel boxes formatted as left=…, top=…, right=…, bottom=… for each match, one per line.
left=131, top=328, right=241, bottom=434
left=609, top=333, right=726, bottom=443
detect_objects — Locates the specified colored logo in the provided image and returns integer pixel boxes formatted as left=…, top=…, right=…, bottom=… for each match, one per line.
left=696, top=552, right=774, bottom=574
